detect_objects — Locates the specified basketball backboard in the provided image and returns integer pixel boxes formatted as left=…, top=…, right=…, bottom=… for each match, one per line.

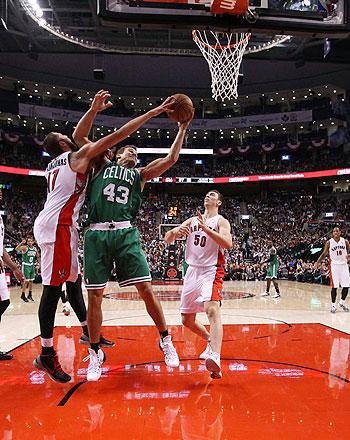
left=98, top=0, right=349, bottom=37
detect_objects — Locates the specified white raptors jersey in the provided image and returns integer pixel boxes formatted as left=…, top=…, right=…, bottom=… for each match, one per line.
left=0, top=214, right=4, bottom=257
left=34, top=152, right=88, bottom=244
left=329, top=237, right=348, bottom=265
left=185, top=215, right=225, bottom=267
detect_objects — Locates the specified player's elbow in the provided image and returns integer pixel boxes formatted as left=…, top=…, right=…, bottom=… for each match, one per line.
left=72, top=130, right=81, bottom=144
left=73, top=134, right=89, bottom=149
left=166, top=156, right=178, bottom=167
left=223, top=239, right=233, bottom=250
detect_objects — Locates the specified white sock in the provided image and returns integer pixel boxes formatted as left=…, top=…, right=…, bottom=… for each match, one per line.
left=332, top=302, right=336, bottom=307
left=40, top=337, right=53, bottom=347
left=340, top=299, right=345, bottom=305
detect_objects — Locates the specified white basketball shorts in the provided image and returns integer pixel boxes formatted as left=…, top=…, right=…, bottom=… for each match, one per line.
left=330, top=263, right=350, bottom=289
left=38, top=225, right=80, bottom=286
left=0, top=271, right=10, bottom=301
left=180, top=265, right=224, bottom=314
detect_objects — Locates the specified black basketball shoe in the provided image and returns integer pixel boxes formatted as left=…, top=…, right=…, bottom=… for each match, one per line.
left=79, top=334, right=115, bottom=348
left=33, top=353, right=71, bottom=383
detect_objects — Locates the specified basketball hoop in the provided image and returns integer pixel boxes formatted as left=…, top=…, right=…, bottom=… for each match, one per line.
left=192, top=30, right=250, bottom=101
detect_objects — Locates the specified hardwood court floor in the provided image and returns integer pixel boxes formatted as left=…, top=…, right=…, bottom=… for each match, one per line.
left=1, top=281, right=350, bottom=439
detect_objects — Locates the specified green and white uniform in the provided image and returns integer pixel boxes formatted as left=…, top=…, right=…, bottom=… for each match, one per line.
left=22, top=246, right=37, bottom=281
left=266, top=246, right=278, bottom=279
left=84, top=161, right=151, bottom=289
left=182, top=244, right=189, bottom=277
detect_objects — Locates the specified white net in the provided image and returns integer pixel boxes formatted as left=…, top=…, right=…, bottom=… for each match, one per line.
left=192, top=30, right=251, bottom=102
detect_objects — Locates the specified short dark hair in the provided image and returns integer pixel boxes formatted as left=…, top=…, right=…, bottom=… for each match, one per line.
left=115, top=145, right=137, bottom=157
left=211, top=190, right=224, bottom=204
left=43, top=132, right=62, bottom=158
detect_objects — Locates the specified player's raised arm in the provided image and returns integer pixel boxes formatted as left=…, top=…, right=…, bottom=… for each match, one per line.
left=197, top=212, right=232, bottom=249
left=73, top=90, right=113, bottom=148
left=139, top=115, right=193, bottom=184
left=70, top=97, right=175, bottom=174
left=164, top=218, right=192, bottom=244
left=15, top=239, right=27, bottom=254
left=315, top=240, right=330, bottom=269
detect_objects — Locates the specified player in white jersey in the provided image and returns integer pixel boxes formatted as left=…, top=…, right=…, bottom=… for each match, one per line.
left=0, top=189, right=24, bottom=360
left=33, top=91, right=175, bottom=383
left=315, top=227, right=350, bottom=313
left=165, top=190, right=232, bottom=379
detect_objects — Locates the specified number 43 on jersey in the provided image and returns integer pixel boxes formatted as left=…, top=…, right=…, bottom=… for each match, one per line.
left=103, top=183, right=129, bottom=204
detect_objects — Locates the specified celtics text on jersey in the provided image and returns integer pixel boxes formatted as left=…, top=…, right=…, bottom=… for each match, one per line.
left=87, top=161, right=142, bottom=224
left=22, top=246, right=37, bottom=266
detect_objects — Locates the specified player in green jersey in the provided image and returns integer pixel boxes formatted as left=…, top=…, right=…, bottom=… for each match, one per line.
left=16, top=238, right=40, bottom=302
left=73, top=100, right=193, bottom=381
left=31, top=92, right=175, bottom=384
left=261, top=241, right=280, bottom=299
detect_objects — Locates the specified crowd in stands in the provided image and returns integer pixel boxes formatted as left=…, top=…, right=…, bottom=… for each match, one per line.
left=11, top=85, right=338, bottom=120
left=1, top=124, right=349, bottom=178
left=1, top=184, right=349, bottom=286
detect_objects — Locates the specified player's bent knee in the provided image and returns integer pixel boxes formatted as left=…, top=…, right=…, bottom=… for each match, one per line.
left=205, top=303, right=219, bottom=319
left=88, top=289, right=104, bottom=302
left=136, top=282, right=153, bottom=297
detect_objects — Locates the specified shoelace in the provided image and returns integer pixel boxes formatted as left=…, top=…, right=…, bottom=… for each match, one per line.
left=83, top=352, right=102, bottom=369
left=163, top=342, right=178, bottom=359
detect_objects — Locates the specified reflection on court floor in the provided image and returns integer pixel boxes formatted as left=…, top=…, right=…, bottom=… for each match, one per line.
left=104, top=289, right=255, bottom=301
left=1, top=323, right=350, bottom=439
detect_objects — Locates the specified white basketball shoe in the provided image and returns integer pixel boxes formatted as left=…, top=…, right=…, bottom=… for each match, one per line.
left=205, top=352, right=222, bottom=379
left=160, top=335, right=180, bottom=368
left=85, top=348, right=106, bottom=381
left=62, top=302, right=71, bottom=316
left=199, top=342, right=212, bottom=360
left=339, top=302, right=350, bottom=312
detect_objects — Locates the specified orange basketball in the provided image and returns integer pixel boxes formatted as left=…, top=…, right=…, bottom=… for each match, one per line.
left=168, top=93, right=194, bottom=123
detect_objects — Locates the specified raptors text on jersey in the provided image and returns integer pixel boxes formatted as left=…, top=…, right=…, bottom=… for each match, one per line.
left=185, top=215, right=225, bottom=267
left=329, top=237, right=348, bottom=265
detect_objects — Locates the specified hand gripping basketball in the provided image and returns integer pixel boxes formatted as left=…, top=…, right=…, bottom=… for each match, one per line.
left=167, top=94, right=194, bottom=123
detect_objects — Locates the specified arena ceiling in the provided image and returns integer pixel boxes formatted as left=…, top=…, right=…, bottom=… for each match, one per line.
left=0, top=0, right=349, bottom=63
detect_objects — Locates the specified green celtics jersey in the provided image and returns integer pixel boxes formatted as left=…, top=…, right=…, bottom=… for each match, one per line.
left=269, top=247, right=278, bottom=265
left=22, top=246, right=37, bottom=265
left=87, top=161, right=142, bottom=224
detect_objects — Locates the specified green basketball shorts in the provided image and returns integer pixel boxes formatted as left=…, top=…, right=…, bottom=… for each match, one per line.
left=84, top=227, right=151, bottom=290
left=266, top=263, right=278, bottom=279
left=22, top=264, right=35, bottom=281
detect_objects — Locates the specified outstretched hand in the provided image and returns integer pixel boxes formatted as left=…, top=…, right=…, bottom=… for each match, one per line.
left=178, top=109, right=194, bottom=130
left=197, top=209, right=208, bottom=232
left=178, top=224, right=191, bottom=238
left=150, top=96, right=176, bottom=117
left=91, top=89, right=113, bottom=113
